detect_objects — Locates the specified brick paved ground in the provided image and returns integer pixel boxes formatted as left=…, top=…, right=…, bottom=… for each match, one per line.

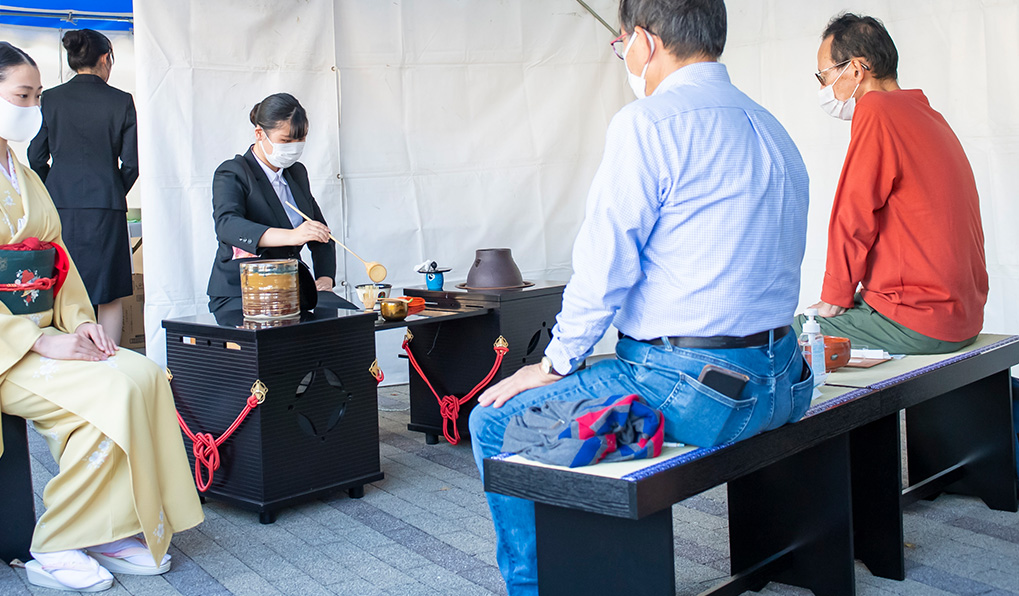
left=3, top=384, right=1018, bottom=595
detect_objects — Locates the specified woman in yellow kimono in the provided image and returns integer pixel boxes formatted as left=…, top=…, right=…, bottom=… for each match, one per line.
left=0, top=43, right=203, bottom=592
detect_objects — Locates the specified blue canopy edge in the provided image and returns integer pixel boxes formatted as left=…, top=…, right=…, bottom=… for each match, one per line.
left=0, top=2, right=133, bottom=31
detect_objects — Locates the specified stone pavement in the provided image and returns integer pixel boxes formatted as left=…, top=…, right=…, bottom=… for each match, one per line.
left=3, top=384, right=1019, bottom=595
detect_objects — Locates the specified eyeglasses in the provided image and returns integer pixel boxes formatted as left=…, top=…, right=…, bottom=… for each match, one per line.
left=610, top=29, right=654, bottom=60
left=610, top=32, right=629, bottom=60
left=815, top=59, right=870, bottom=85
left=814, top=59, right=851, bottom=85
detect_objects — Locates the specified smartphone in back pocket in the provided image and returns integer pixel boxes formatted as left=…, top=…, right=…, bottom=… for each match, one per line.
left=698, top=364, right=749, bottom=400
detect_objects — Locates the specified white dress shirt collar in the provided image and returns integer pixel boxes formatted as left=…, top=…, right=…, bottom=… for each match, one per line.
left=653, top=61, right=730, bottom=96
left=254, top=151, right=287, bottom=189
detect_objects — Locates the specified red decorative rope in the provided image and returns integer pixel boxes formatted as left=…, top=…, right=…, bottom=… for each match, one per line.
left=402, top=334, right=508, bottom=445
left=370, top=360, right=384, bottom=384
left=175, top=393, right=261, bottom=492
left=0, top=276, right=57, bottom=292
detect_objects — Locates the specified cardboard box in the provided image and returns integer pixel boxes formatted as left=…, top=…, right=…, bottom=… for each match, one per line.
left=120, top=273, right=145, bottom=352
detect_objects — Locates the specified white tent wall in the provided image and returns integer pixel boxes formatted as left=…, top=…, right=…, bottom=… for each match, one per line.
left=331, top=0, right=629, bottom=383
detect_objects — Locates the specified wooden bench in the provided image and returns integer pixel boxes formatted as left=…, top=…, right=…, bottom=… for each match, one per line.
left=484, top=334, right=1019, bottom=596
left=0, top=413, right=37, bottom=563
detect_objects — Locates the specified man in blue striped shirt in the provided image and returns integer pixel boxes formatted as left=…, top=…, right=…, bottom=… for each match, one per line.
left=469, top=1, right=812, bottom=593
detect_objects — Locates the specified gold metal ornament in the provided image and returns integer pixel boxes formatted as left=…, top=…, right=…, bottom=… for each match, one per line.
left=368, top=360, right=383, bottom=381
left=250, top=379, right=268, bottom=404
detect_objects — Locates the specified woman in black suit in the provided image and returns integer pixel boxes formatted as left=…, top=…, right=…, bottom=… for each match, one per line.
left=207, top=93, right=354, bottom=314
left=28, top=29, right=137, bottom=344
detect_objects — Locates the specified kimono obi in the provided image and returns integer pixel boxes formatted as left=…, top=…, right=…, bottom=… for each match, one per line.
left=0, top=238, right=70, bottom=327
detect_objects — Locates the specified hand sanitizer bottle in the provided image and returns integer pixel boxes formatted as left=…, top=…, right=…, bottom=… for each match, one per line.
left=800, top=309, right=826, bottom=387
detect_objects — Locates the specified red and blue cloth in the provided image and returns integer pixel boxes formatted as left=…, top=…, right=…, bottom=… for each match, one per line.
left=501, top=394, right=664, bottom=468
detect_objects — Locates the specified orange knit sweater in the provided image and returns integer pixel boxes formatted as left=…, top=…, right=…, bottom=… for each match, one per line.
left=821, top=89, right=987, bottom=342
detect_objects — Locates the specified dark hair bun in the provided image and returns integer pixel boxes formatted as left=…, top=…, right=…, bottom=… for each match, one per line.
left=249, top=102, right=261, bottom=126
left=62, top=29, right=111, bottom=72
left=61, top=30, right=86, bottom=54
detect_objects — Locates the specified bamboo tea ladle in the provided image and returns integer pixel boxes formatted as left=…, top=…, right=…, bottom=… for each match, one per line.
left=284, top=201, right=387, bottom=282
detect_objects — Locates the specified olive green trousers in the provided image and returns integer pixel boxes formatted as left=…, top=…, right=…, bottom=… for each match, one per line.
left=792, top=295, right=976, bottom=355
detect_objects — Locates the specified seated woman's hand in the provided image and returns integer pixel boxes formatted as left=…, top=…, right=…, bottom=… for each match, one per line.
left=31, top=326, right=111, bottom=361
left=75, top=322, right=118, bottom=356
left=291, top=220, right=331, bottom=245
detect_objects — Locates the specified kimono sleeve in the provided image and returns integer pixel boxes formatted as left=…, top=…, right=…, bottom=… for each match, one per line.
left=0, top=310, right=44, bottom=377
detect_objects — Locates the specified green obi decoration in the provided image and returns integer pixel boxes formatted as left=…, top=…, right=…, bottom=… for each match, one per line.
left=0, top=246, right=56, bottom=315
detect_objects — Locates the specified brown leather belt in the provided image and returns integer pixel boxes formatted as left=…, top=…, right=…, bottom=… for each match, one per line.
left=620, top=326, right=791, bottom=349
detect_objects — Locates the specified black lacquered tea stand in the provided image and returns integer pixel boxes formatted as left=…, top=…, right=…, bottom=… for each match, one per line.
left=162, top=280, right=566, bottom=522
left=163, top=308, right=384, bottom=524
left=400, top=281, right=566, bottom=445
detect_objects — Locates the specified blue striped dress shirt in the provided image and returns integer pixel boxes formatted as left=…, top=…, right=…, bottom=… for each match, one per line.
left=544, top=61, right=809, bottom=375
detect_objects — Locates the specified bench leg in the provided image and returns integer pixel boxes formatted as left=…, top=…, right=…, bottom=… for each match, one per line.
left=727, top=434, right=855, bottom=596
left=905, top=370, right=1017, bottom=512
left=0, top=414, right=36, bottom=563
left=850, top=414, right=905, bottom=580
left=534, top=504, right=674, bottom=595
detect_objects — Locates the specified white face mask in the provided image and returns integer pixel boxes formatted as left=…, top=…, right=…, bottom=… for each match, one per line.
left=622, top=30, right=655, bottom=100
left=818, top=63, right=860, bottom=121
left=259, top=134, right=305, bottom=169
left=0, top=96, right=42, bottom=143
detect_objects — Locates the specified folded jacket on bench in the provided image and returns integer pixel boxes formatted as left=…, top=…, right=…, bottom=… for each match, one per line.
left=501, top=394, right=664, bottom=468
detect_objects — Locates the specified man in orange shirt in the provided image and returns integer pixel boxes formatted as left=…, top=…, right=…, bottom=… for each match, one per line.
left=795, top=13, right=988, bottom=354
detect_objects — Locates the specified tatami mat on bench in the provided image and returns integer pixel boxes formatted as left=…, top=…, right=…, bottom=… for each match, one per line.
left=499, top=334, right=1019, bottom=480
left=826, top=333, right=1014, bottom=389
left=496, top=383, right=863, bottom=479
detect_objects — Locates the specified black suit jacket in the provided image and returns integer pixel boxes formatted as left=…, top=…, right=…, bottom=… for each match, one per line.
left=28, top=74, right=138, bottom=210
left=207, top=148, right=336, bottom=298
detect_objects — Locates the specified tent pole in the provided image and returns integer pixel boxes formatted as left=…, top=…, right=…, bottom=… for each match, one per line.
left=332, top=65, right=350, bottom=301
left=57, top=28, right=64, bottom=84
left=0, top=8, right=132, bottom=24
left=574, top=0, right=618, bottom=36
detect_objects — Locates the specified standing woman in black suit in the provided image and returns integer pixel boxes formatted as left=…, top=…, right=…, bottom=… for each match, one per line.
left=28, top=29, right=137, bottom=344
left=207, top=93, right=355, bottom=314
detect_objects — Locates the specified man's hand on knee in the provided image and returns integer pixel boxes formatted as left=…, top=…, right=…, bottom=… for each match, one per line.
left=809, top=300, right=849, bottom=318
left=477, top=364, right=561, bottom=408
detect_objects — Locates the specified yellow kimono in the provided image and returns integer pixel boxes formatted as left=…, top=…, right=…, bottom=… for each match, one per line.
left=0, top=149, right=203, bottom=561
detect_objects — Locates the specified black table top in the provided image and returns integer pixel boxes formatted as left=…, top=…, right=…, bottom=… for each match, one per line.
left=405, top=279, right=567, bottom=307
left=164, top=303, right=498, bottom=333
left=167, top=280, right=567, bottom=335
left=163, top=307, right=373, bottom=332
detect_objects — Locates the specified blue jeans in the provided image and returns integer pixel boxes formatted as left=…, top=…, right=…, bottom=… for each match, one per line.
left=469, top=330, right=813, bottom=596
